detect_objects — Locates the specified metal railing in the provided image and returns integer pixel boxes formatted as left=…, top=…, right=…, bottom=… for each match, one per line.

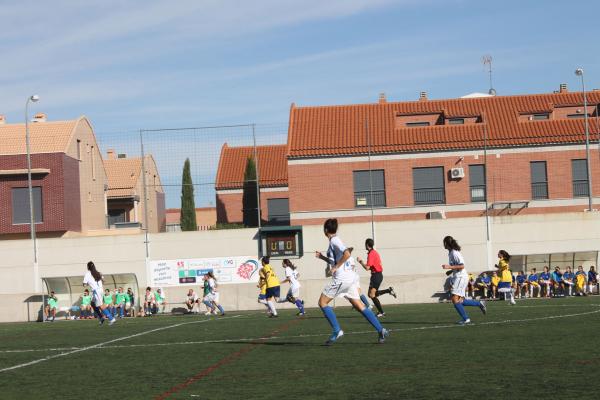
left=531, top=182, right=548, bottom=199
left=573, top=181, right=589, bottom=197
left=414, top=188, right=445, bottom=205
left=470, top=186, right=486, bottom=202
left=354, top=191, right=386, bottom=208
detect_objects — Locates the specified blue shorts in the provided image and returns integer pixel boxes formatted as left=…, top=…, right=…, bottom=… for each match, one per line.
left=498, top=282, right=512, bottom=290
left=265, top=286, right=280, bottom=299
left=258, top=294, right=267, bottom=300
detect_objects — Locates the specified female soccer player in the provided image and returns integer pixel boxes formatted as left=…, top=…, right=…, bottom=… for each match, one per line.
left=515, top=271, right=527, bottom=299
left=490, top=271, right=500, bottom=299
left=83, top=261, right=116, bottom=325
left=80, top=289, right=93, bottom=319
left=44, top=291, right=58, bottom=322
left=575, top=266, right=587, bottom=296
left=495, top=250, right=515, bottom=305
left=205, top=272, right=225, bottom=316
left=257, top=269, right=271, bottom=315
left=356, top=238, right=396, bottom=317
left=587, top=266, right=597, bottom=295
left=103, top=289, right=115, bottom=318
left=260, top=257, right=280, bottom=318
left=441, top=236, right=487, bottom=325
left=143, top=287, right=156, bottom=316
left=539, top=266, right=552, bottom=297
left=527, top=269, right=540, bottom=298
left=279, top=259, right=305, bottom=316
left=562, top=267, right=575, bottom=296
left=315, top=218, right=388, bottom=345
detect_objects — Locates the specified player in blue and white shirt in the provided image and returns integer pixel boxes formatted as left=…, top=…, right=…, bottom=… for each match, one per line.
left=527, top=269, right=540, bottom=298
left=515, top=271, right=527, bottom=299
left=315, top=218, right=388, bottom=345
left=588, top=266, right=598, bottom=295
left=562, top=267, right=575, bottom=296
left=441, top=236, right=487, bottom=325
left=279, top=259, right=305, bottom=316
left=539, top=266, right=552, bottom=298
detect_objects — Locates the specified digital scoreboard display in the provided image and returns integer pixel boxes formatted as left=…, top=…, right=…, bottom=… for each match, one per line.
left=266, top=235, right=297, bottom=257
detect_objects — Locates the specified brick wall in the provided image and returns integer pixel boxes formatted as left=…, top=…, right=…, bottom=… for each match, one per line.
left=216, top=188, right=289, bottom=224
left=0, top=153, right=81, bottom=235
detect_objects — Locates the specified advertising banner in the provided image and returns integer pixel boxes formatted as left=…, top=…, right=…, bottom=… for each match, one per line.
left=149, top=256, right=260, bottom=287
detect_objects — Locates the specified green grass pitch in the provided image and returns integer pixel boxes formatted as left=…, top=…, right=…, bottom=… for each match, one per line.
left=0, top=297, right=598, bottom=400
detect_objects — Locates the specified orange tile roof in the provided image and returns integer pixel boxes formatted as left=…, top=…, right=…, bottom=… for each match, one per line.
left=287, top=91, right=600, bottom=158
left=216, top=144, right=288, bottom=190
left=0, top=118, right=82, bottom=155
left=104, top=158, right=142, bottom=198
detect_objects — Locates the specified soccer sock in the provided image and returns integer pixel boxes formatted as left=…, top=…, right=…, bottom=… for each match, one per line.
left=453, top=302, right=469, bottom=321
left=371, top=297, right=384, bottom=314
left=203, top=300, right=212, bottom=310
left=217, top=304, right=225, bottom=314
left=295, top=299, right=305, bottom=313
left=359, top=294, right=370, bottom=308
left=462, top=299, right=480, bottom=307
left=320, top=306, right=341, bottom=333
left=102, top=308, right=113, bottom=320
left=267, top=301, right=278, bottom=316
left=258, top=298, right=268, bottom=305
left=375, top=288, right=390, bottom=296
left=360, top=308, right=383, bottom=332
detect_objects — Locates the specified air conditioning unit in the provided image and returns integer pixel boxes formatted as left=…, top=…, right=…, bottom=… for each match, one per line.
left=427, top=211, right=446, bottom=220
left=450, top=167, right=465, bottom=179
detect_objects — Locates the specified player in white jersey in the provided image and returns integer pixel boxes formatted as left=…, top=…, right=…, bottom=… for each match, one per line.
left=185, top=288, right=199, bottom=313
left=315, top=218, right=388, bottom=345
left=204, top=272, right=225, bottom=316
left=441, top=236, right=486, bottom=325
left=279, top=259, right=305, bottom=316
left=83, top=261, right=116, bottom=325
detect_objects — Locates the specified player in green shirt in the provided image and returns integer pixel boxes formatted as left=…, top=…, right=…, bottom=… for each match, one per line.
left=103, top=289, right=115, bottom=319
left=154, top=288, right=167, bottom=314
left=115, top=287, right=127, bottom=318
left=44, top=291, right=58, bottom=322
left=126, top=288, right=135, bottom=317
left=81, top=289, right=93, bottom=319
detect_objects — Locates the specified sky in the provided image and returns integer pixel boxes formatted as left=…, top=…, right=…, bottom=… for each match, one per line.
left=2, top=0, right=599, bottom=207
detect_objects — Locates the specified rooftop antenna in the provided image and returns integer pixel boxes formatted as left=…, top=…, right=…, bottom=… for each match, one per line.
left=482, top=55, right=496, bottom=95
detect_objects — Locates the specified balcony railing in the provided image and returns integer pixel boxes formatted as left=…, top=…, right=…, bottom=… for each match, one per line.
left=573, top=181, right=589, bottom=197
left=354, top=191, right=386, bottom=208
left=470, top=186, right=486, bottom=202
left=414, top=188, right=445, bottom=205
left=531, top=182, right=548, bottom=200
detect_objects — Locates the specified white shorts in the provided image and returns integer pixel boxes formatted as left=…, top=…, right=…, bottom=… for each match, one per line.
left=322, top=278, right=360, bottom=300
left=204, top=293, right=219, bottom=303
left=287, top=286, right=300, bottom=299
left=450, top=275, right=468, bottom=297
left=92, top=290, right=103, bottom=306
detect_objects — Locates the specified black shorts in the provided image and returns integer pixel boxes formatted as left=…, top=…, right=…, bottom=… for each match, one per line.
left=265, top=286, right=280, bottom=299
left=369, top=272, right=384, bottom=290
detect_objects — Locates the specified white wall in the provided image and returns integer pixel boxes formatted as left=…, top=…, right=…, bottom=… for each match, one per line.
left=1, top=211, right=599, bottom=322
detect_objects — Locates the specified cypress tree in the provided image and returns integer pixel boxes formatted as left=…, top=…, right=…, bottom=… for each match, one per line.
left=180, top=158, right=198, bottom=231
left=242, top=155, right=259, bottom=227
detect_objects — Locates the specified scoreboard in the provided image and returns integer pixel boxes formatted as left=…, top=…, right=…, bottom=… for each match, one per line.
left=258, top=226, right=303, bottom=259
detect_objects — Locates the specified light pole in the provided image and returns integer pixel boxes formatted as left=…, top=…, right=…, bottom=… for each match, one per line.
left=25, top=94, right=40, bottom=293
left=575, top=68, right=594, bottom=211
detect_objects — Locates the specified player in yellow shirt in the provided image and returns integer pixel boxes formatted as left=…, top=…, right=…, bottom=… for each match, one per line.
left=491, top=271, right=500, bottom=299
left=257, top=268, right=270, bottom=314
left=260, top=256, right=281, bottom=317
left=495, top=250, right=515, bottom=305
left=575, top=265, right=587, bottom=296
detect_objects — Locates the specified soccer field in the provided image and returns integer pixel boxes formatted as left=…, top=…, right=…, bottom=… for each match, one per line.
left=0, top=297, right=598, bottom=400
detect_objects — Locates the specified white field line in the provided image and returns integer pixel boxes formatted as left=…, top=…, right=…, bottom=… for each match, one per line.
left=2, top=308, right=598, bottom=356
left=0, top=315, right=243, bottom=373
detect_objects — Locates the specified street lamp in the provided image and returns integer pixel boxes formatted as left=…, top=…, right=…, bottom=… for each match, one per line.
left=25, top=94, right=40, bottom=293
left=575, top=68, right=594, bottom=211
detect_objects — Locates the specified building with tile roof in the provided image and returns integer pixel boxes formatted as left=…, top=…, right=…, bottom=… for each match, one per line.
left=104, top=150, right=166, bottom=233
left=216, top=86, right=600, bottom=226
left=0, top=114, right=108, bottom=237
left=215, top=144, right=289, bottom=225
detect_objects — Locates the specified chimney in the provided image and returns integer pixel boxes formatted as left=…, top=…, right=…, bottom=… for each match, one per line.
left=107, top=149, right=116, bottom=160
left=378, top=92, right=387, bottom=104
left=419, top=91, right=428, bottom=101
left=559, top=83, right=568, bottom=93
left=0, top=115, right=5, bottom=125
left=32, top=113, right=47, bottom=123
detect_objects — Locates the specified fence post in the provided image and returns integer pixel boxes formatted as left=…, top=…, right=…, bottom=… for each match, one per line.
left=252, top=124, right=262, bottom=228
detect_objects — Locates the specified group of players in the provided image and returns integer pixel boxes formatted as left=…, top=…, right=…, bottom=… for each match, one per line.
left=184, top=271, right=226, bottom=316
left=468, top=265, right=599, bottom=300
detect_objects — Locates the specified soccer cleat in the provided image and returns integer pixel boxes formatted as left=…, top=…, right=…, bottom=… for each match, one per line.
left=269, top=313, right=279, bottom=318
left=510, top=299, right=516, bottom=305
left=325, top=330, right=344, bottom=345
left=297, top=311, right=306, bottom=316
left=457, top=319, right=471, bottom=325
left=109, top=318, right=116, bottom=326
left=376, top=312, right=386, bottom=318
left=378, top=328, right=389, bottom=344
left=479, top=300, right=487, bottom=315
left=389, top=287, right=397, bottom=299
left=99, top=318, right=105, bottom=325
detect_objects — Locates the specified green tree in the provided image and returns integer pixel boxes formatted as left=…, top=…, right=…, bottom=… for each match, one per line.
left=180, top=158, right=198, bottom=231
left=242, top=155, right=259, bottom=227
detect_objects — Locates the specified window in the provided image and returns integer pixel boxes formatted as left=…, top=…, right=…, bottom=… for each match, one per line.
left=572, top=159, right=589, bottom=197
left=353, top=170, right=386, bottom=208
left=567, top=114, right=586, bottom=119
left=12, top=187, right=43, bottom=224
left=413, top=167, right=445, bottom=205
left=532, top=114, right=549, bottom=120
left=267, top=198, right=290, bottom=225
left=108, top=209, right=127, bottom=225
left=77, top=139, right=82, bottom=160
left=448, top=118, right=464, bottom=125
left=406, top=121, right=430, bottom=127
left=530, top=161, right=548, bottom=199
left=469, top=165, right=486, bottom=202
